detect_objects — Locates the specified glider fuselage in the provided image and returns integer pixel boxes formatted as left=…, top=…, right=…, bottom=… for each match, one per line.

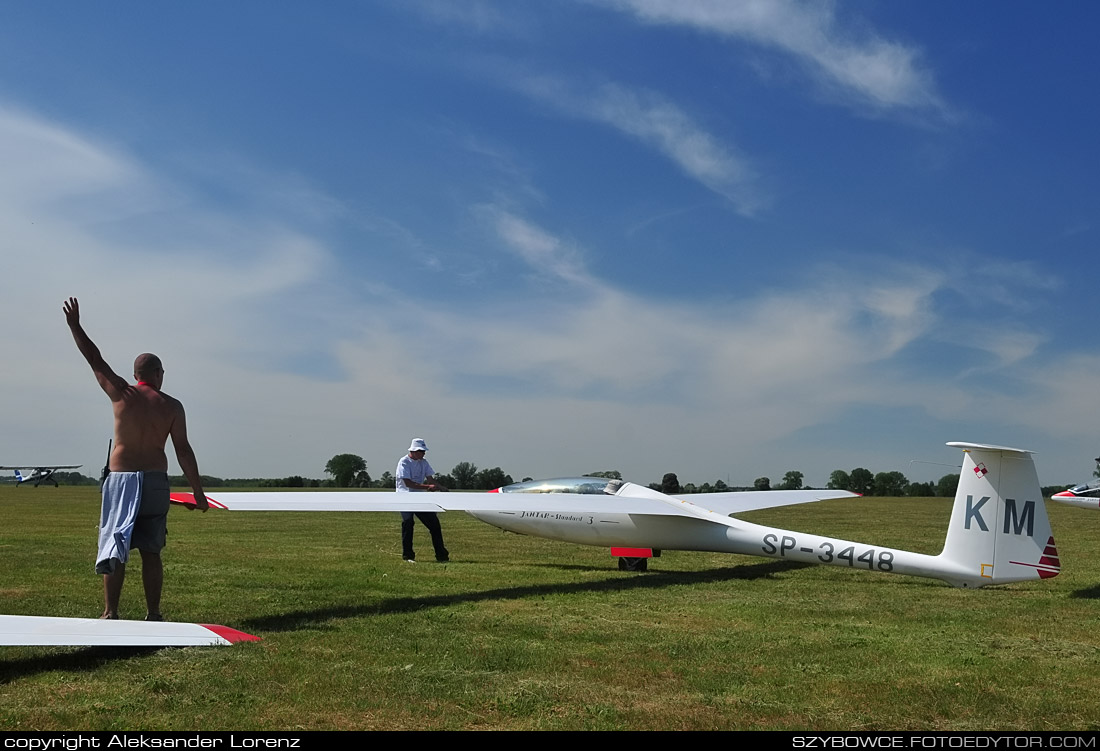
left=468, top=509, right=959, bottom=583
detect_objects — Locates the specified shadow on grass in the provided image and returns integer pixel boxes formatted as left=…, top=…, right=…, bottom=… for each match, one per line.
left=1069, top=584, right=1100, bottom=599
left=242, top=559, right=813, bottom=633
left=0, top=646, right=160, bottom=683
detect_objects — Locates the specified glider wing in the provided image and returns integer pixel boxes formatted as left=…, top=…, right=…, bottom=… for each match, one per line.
left=672, top=488, right=861, bottom=516
left=0, top=615, right=260, bottom=647
left=170, top=490, right=692, bottom=517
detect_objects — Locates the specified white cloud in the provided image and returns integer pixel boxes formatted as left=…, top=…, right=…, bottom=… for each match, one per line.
left=480, top=205, right=594, bottom=286
left=0, top=108, right=140, bottom=204
left=0, top=102, right=1088, bottom=489
left=591, top=0, right=947, bottom=115
left=0, top=105, right=339, bottom=473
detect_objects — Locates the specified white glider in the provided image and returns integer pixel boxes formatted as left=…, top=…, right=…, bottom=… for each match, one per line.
left=171, top=442, right=1059, bottom=588
left=0, top=615, right=260, bottom=647
left=1051, top=483, right=1100, bottom=510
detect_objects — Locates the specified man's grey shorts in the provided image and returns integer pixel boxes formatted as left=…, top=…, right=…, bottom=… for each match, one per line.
left=131, top=471, right=171, bottom=553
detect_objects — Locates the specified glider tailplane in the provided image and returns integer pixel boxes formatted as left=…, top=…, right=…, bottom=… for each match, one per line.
left=937, top=443, right=1058, bottom=587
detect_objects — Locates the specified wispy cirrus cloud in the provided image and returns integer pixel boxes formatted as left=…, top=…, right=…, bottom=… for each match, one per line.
left=511, top=75, right=764, bottom=215
left=479, top=205, right=594, bottom=286
left=590, top=0, right=948, bottom=116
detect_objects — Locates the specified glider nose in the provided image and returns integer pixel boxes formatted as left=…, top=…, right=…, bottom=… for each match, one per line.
left=1050, top=490, right=1100, bottom=510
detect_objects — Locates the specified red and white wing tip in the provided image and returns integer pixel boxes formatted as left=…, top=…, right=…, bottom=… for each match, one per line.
left=169, top=492, right=227, bottom=509
left=0, top=615, right=261, bottom=647
left=197, top=624, right=262, bottom=644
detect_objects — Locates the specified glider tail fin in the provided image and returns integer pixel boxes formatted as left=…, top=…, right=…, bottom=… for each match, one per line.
left=937, top=443, right=1058, bottom=587
left=13, top=470, right=22, bottom=483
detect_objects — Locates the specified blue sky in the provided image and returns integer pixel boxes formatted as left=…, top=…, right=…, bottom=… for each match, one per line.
left=1, top=1, right=1097, bottom=488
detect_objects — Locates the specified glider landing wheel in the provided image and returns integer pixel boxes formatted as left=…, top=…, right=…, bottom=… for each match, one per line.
left=618, top=556, right=648, bottom=572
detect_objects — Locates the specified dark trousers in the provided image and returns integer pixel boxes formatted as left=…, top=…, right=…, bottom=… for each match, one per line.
left=401, top=512, right=448, bottom=561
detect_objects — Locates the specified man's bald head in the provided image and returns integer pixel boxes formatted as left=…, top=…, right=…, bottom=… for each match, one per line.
left=134, top=353, right=164, bottom=388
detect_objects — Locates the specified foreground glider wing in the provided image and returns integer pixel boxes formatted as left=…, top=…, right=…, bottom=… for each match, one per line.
left=169, top=485, right=857, bottom=518
left=170, top=490, right=687, bottom=517
left=0, top=615, right=260, bottom=647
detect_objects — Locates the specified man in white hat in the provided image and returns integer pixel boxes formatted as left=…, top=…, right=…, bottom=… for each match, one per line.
left=395, top=438, right=449, bottom=562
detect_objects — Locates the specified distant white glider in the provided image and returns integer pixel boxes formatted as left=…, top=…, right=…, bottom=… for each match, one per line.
left=0, top=615, right=260, bottom=647
left=171, top=442, right=1059, bottom=588
left=1051, top=482, right=1100, bottom=510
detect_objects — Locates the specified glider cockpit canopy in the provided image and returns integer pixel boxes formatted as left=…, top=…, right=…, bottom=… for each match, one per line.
left=1066, top=482, right=1100, bottom=498
left=498, top=477, right=623, bottom=495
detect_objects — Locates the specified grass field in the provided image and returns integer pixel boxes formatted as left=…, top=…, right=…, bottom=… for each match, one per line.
left=1, top=486, right=1099, bottom=731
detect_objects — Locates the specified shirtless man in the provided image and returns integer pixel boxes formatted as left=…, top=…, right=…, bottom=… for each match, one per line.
left=64, top=297, right=208, bottom=620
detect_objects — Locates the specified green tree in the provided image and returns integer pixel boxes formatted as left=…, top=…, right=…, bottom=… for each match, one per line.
left=754, top=476, right=771, bottom=491
left=451, top=462, right=479, bottom=490
left=908, top=481, right=934, bottom=497
left=353, top=470, right=373, bottom=488
left=873, top=471, right=908, bottom=496
left=778, top=471, right=804, bottom=490
left=936, top=473, right=960, bottom=497
left=848, top=467, right=875, bottom=495
left=827, top=470, right=850, bottom=491
left=661, top=472, right=681, bottom=494
left=324, top=454, right=366, bottom=488
left=476, top=467, right=513, bottom=490
left=51, top=471, right=98, bottom=486
left=376, top=470, right=394, bottom=489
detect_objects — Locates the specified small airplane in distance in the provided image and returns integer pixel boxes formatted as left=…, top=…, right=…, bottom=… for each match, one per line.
left=0, top=465, right=83, bottom=487
left=170, top=442, right=1060, bottom=589
left=0, top=614, right=260, bottom=647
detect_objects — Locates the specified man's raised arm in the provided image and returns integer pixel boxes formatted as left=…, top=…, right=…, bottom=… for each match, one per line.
left=63, top=297, right=128, bottom=401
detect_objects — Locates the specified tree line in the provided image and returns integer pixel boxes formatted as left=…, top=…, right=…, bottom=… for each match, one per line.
left=321, top=453, right=518, bottom=491
left=12, top=455, right=1077, bottom=498
left=322, top=455, right=971, bottom=497
left=644, top=468, right=961, bottom=497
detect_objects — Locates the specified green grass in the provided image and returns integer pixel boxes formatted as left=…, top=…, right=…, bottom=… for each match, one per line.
left=1, top=487, right=1099, bottom=730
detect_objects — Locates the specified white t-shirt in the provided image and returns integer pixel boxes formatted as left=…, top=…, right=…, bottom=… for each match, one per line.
left=395, top=455, right=434, bottom=492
